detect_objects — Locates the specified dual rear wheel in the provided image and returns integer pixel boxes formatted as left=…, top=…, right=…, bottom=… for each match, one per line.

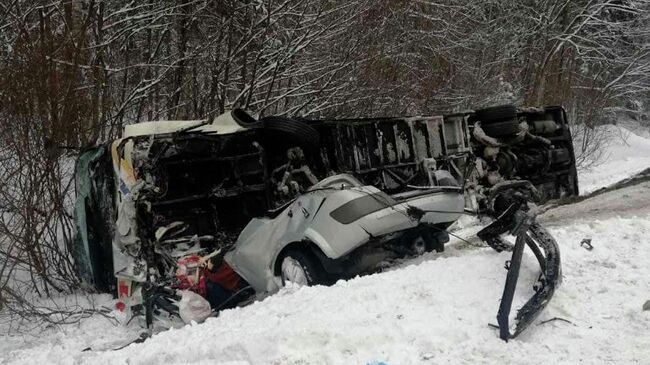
left=475, top=104, right=521, bottom=138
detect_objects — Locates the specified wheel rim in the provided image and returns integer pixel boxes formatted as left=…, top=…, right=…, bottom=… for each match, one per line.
left=412, top=237, right=426, bottom=255
left=281, top=256, right=309, bottom=286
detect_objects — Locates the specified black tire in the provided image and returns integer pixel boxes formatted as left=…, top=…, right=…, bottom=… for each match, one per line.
left=279, top=250, right=328, bottom=286
left=481, top=120, right=521, bottom=137
left=231, top=108, right=259, bottom=126
left=259, top=116, right=320, bottom=150
left=422, top=230, right=447, bottom=253
left=476, top=104, right=517, bottom=122
left=475, top=105, right=519, bottom=138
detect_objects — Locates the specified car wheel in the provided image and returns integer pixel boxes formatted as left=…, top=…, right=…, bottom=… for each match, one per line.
left=259, top=116, right=320, bottom=150
left=280, top=250, right=326, bottom=286
left=422, top=230, right=447, bottom=253
left=411, top=237, right=427, bottom=255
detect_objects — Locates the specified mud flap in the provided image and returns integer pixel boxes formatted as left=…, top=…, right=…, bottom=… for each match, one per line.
left=478, top=203, right=561, bottom=341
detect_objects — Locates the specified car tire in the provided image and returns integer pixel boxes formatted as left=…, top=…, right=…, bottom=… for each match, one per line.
left=422, top=230, right=447, bottom=253
left=259, top=116, right=320, bottom=150
left=279, top=250, right=327, bottom=287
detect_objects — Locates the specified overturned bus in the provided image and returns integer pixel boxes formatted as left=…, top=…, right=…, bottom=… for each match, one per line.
left=73, top=105, right=576, bottom=340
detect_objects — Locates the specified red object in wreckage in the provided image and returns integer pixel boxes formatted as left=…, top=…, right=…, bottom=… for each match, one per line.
left=203, top=262, right=242, bottom=292
left=118, top=280, right=130, bottom=297
left=115, top=301, right=126, bottom=312
left=175, top=254, right=206, bottom=296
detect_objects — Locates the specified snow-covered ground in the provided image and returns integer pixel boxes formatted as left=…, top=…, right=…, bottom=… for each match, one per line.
left=577, top=124, right=650, bottom=194
left=3, top=196, right=650, bottom=364
left=2, top=124, right=650, bottom=365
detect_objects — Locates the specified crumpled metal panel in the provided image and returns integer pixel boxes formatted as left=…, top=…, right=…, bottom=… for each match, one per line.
left=73, top=146, right=118, bottom=292
left=72, top=147, right=106, bottom=288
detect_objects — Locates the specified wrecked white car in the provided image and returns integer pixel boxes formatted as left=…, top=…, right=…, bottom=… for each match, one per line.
left=227, top=173, right=463, bottom=293
left=73, top=105, right=573, bottom=340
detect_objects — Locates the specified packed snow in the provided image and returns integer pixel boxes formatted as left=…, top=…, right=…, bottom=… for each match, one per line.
left=2, top=124, right=650, bottom=365
left=577, top=124, right=650, bottom=194
left=2, top=202, right=650, bottom=364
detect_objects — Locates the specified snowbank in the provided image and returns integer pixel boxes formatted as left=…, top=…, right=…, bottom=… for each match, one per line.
left=577, top=124, right=650, bottom=194
left=3, top=213, right=650, bottom=364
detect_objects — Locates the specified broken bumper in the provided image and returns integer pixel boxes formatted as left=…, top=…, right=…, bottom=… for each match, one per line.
left=478, top=204, right=562, bottom=341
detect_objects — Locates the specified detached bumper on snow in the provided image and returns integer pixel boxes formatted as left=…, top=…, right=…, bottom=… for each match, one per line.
left=478, top=201, right=562, bottom=341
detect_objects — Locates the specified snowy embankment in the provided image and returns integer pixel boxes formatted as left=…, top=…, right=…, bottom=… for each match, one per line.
left=2, top=124, right=650, bottom=365
left=577, top=124, right=650, bottom=194
left=3, top=209, right=650, bottom=364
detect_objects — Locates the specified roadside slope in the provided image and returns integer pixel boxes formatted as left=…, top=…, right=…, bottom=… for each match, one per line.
left=577, top=124, right=650, bottom=194
left=4, top=204, right=650, bottom=364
